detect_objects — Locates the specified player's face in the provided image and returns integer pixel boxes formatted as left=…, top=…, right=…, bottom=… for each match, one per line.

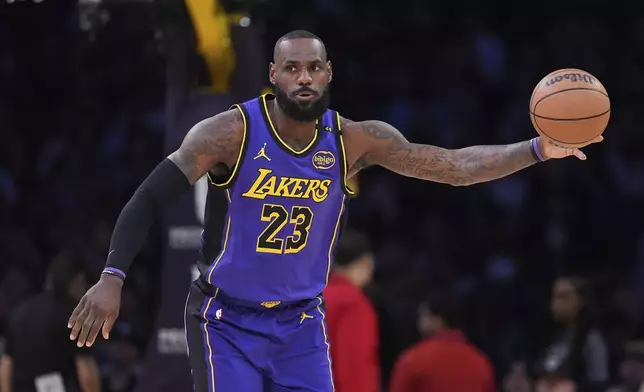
left=270, top=38, right=331, bottom=122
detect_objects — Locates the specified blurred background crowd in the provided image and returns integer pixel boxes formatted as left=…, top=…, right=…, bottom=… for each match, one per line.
left=2, top=0, right=644, bottom=391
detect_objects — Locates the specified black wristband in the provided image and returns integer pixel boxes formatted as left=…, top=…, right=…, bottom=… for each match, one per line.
left=105, top=158, right=191, bottom=276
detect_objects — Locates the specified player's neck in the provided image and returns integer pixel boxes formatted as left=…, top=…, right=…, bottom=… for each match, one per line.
left=269, top=100, right=317, bottom=141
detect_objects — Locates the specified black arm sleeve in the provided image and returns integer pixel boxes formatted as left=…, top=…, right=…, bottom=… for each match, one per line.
left=105, top=158, right=191, bottom=277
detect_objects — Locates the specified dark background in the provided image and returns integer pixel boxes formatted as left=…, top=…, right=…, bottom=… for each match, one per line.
left=1, top=0, right=644, bottom=391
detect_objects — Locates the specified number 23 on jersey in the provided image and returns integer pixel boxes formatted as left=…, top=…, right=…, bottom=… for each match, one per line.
left=256, top=204, right=313, bottom=254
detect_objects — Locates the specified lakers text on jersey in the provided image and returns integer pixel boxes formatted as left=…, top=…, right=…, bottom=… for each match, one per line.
left=199, top=94, right=354, bottom=304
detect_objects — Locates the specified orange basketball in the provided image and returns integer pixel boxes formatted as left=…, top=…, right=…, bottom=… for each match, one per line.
left=530, top=68, right=610, bottom=148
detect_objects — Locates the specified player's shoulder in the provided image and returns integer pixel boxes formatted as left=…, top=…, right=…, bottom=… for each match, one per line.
left=336, top=116, right=364, bottom=147
left=186, top=107, right=245, bottom=148
left=337, top=115, right=358, bottom=133
left=336, top=116, right=393, bottom=154
left=201, top=107, right=245, bottom=134
left=337, top=116, right=392, bottom=140
left=177, top=107, right=246, bottom=168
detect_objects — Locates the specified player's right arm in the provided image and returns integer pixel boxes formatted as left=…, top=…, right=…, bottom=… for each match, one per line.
left=68, top=108, right=244, bottom=348
left=168, top=108, right=244, bottom=184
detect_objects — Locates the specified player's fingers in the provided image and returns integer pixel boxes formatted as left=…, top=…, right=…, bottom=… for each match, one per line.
left=86, top=317, right=105, bottom=347
left=77, top=311, right=97, bottom=347
left=591, top=135, right=604, bottom=143
left=572, top=149, right=587, bottom=160
left=68, top=297, right=87, bottom=329
left=69, top=305, right=90, bottom=340
left=102, top=313, right=118, bottom=340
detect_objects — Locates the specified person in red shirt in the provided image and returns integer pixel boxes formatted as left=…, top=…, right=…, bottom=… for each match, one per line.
left=324, top=229, right=380, bottom=392
left=389, top=291, right=496, bottom=392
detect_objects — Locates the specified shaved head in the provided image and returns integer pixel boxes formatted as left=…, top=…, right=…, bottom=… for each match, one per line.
left=269, top=30, right=332, bottom=122
left=273, top=30, right=327, bottom=62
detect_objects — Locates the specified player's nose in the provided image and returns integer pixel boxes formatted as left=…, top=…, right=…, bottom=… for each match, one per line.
left=296, top=69, right=313, bottom=85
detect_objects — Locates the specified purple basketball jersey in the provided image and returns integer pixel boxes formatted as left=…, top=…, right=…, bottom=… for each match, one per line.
left=201, top=94, right=353, bottom=303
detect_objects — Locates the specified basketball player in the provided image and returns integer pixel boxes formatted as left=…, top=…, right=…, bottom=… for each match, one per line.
left=68, top=30, right=602, bottom=392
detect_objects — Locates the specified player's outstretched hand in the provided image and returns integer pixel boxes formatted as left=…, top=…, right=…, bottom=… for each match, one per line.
left=68, top=274, right=123, bottom=347
left=539, top=135, right=604, bottom=161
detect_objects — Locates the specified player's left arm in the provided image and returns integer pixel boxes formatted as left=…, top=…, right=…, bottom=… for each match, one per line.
left=342, top=119, right=602, bottom=186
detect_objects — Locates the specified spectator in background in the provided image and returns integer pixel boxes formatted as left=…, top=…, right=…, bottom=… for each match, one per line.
left=0, top=251, right=101, bottom=392
left=534, top=277, right=609, bottom=392
left=389, top=291, right=495, bottom=392
left=100, top=327, right=141, bottom=392
left=324, top=229, right=379, bottom=392
left=607, top=341, right=644, bottom=392
left=503, top=362, right=532, bottom=392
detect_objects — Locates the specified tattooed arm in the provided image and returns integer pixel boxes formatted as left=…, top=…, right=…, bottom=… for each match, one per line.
left=67, top=109, right=244, bottom=349
left=343, top=119, right=542, bottom=186
left=169, top=108, right=244, bottom=183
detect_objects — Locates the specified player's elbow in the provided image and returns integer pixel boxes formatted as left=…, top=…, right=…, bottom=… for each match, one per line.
left=448, top=150, right=480, bottom=187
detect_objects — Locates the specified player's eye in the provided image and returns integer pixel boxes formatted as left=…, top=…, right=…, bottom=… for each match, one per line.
left=285, top=65, right=297, bottom=72
left=311, top=65, right=322, bottom=71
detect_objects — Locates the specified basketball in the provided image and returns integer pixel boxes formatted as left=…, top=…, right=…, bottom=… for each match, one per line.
left=530, top=68, right=610, bottom=148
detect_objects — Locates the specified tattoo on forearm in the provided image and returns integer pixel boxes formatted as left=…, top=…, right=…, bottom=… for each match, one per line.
left=451, top=141, right=537, bottom=185
left=359, top=120, right=537, bottom=186
left=170, top=109, right=243, bottom=183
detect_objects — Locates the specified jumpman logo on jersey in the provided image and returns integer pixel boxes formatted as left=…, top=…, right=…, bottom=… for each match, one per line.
left=300, top=312, right=314, bottom=324
left=254, top=143, right=271, bottom=161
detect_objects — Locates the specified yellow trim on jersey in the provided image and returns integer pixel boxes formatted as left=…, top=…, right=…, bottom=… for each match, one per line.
left=315, top=296, right=336, bottom=392
left=207, top=105, right=247, bottom=187
left=261, top=94, right=319, bottom=155
left=183, top=292, right=191, bottom=357
left=335, top=112, right=355, bottom=195
left=201, top=297, right=217, bottom=392
left=207, top=189, right=233, bottom=283
left=324, top=194, right=346, bottom=286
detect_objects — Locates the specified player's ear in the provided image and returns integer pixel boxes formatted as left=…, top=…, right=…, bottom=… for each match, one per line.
left=269, top=63, right=276, bottom=85
left=327, top=61, right=332, bottom=83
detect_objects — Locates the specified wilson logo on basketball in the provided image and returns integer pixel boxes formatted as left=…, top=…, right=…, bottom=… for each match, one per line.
left=312, top=151, right=335, bottom=170
left=544, top=72, right=597, bottom=87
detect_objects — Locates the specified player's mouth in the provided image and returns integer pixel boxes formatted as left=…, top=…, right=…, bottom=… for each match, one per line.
left=294, top=91, right=317, bottom=101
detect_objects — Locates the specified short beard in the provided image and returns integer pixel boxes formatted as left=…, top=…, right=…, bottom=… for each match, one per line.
left=274, top=84, right=330, bottom=122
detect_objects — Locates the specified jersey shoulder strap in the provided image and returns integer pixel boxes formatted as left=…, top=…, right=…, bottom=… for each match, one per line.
left=206, top=101, right=252, bottom=189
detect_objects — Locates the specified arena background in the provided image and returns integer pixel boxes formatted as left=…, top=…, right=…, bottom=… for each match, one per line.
left=2, top=0, right=644, bottom=391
